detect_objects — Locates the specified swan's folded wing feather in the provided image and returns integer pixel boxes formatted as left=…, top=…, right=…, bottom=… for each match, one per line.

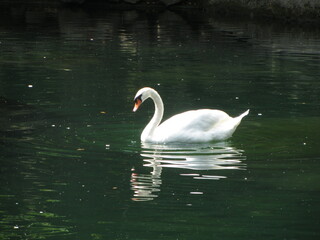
left=161, top=109, right=229, bottom=129
left=154, top=109, right=230, bottom=142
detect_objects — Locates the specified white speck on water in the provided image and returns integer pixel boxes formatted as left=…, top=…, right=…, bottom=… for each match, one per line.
left=190, top=192, right=203, bottom=195
left=13, top=225, right=19, bottom=229
left=66, top=127, right=70, bottom=130
left=105, top=144, right=110, bottom=149
left=303, top=142, right=307, bottom=145
left=39, top=211, right=44, bottom=214
left=258, top=113, right=262, bottom=116
left=43, top=56, right=46, bottom=59
left=235, top=97, right=239, bottom=100
left=51, top=124, right=55, bottom=127
left=28, top=84, right=33, bottom=88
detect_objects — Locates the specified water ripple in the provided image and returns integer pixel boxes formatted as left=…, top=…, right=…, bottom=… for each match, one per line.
left=141, top=142, right=246, bottom=170
left=131, top=142, right=246, bottom=201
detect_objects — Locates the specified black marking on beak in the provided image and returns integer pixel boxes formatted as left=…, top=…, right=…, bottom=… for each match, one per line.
left=134, top=94, right=142, bottom=103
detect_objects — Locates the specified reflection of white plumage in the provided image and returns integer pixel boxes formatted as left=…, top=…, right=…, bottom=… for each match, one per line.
left=133, top=87, right=249, bottom=143
left=141, top=142, right=246, bottom=171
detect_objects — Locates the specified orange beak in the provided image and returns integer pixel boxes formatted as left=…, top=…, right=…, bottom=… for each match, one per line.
left=133, top=98, right=142, bottom=112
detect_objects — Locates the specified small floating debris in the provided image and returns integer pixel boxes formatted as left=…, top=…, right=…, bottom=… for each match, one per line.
left=13, top=225, right=19, bottom=229
left=105, top=144, right=110, bottom=149
left=28, top=84, right=33, bottom=88
left=100, top=111, right=107, bottom=114
left=77, top=148, right=85, bottom=151
left=258, top=113, right=262, bottom=116
left=190, top=192, right=203, bottom=195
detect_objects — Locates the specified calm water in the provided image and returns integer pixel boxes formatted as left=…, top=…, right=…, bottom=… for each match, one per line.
left=1, top=7, right=320, bottom=240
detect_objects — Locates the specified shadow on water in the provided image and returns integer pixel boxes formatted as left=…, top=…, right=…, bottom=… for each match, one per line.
left=0, top=97, right=48, bottom=143
left=131, top=142, right=246, bottom=201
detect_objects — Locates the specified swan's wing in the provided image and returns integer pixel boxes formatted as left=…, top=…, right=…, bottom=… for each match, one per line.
left=160, top=109, right=230, bottom=130
left=154, top=109, right=230, bottom=142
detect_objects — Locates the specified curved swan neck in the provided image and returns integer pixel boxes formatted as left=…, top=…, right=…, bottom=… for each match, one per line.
left=141, top=89, right=164, bottom=141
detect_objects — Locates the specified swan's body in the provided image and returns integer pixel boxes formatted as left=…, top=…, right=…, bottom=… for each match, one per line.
left=133, top=87, right=249, bottom=143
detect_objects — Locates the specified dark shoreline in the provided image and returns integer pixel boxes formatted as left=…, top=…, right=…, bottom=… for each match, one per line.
left=0, top=0, right=319, bottom=26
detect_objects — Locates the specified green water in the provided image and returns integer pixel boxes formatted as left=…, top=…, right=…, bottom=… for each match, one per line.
left=1, top=7, right=320, bottom=240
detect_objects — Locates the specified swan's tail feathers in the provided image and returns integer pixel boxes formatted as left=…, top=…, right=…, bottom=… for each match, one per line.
left=238, top=109, right=250, bottom=119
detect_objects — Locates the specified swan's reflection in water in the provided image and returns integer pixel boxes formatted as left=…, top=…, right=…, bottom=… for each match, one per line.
left=131, top=142, right=246, bottom=201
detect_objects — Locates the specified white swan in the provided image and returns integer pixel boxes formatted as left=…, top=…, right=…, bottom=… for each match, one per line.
left=133, top=87, right=249, bottom=143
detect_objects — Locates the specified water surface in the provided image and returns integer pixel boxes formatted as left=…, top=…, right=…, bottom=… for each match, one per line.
left=0, top=7, right=320, bottom=240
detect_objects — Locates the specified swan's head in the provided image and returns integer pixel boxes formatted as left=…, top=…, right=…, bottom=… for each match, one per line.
left=133, top=87, right=154, bottom=112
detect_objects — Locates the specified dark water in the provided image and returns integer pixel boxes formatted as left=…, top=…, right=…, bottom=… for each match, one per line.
left=1, top=6, right=320, bottom=240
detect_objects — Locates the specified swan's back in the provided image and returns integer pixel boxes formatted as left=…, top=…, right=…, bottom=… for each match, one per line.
left=153, top=109, right=234, bottom=143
